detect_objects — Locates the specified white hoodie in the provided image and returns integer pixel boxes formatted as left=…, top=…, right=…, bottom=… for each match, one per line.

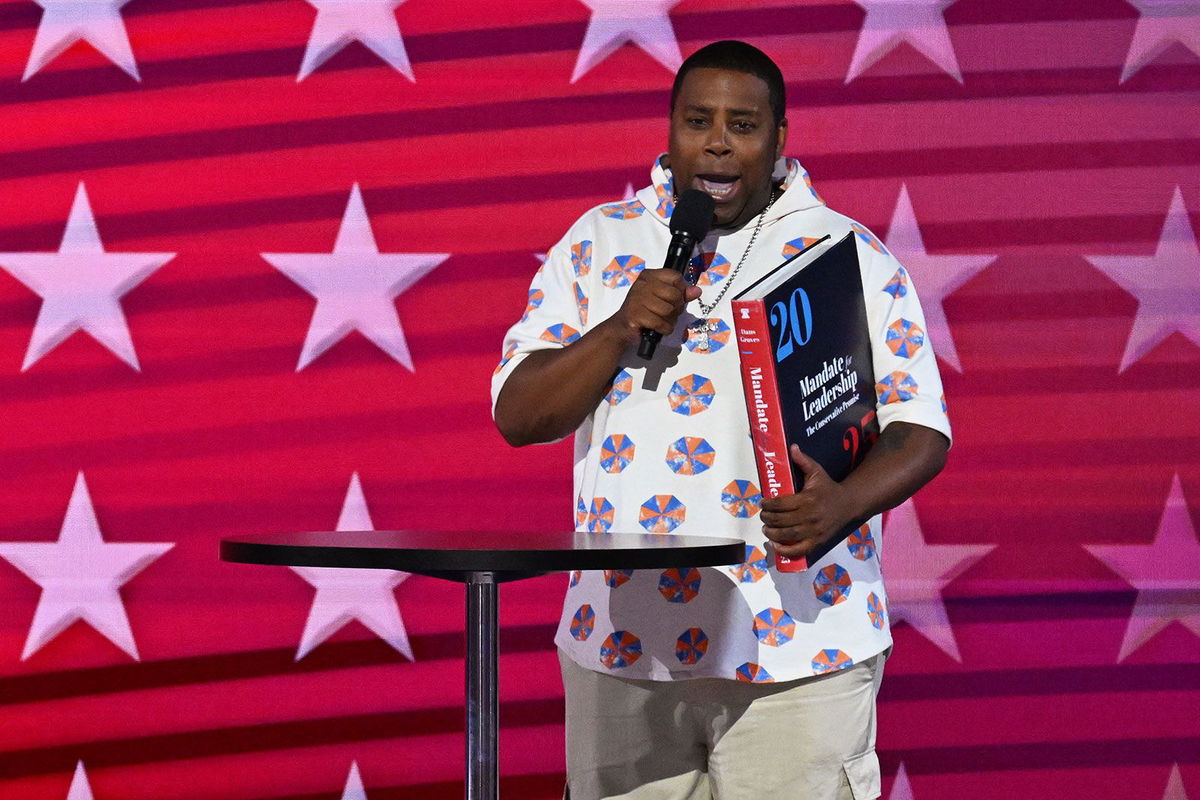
left=492, top=157, right=951, bottom=683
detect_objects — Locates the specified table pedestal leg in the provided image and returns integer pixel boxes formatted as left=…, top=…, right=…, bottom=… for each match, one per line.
left=466, top=572, right=498, bottom=800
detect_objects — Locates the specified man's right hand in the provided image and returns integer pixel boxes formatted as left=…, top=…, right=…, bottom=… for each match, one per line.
left=602, top=268, right=703, bottom=344
left=495, top=269, right=702, bottom=447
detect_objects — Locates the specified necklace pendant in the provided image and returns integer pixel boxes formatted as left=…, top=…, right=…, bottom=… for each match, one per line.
left=688, top=318, right=717, bottom=351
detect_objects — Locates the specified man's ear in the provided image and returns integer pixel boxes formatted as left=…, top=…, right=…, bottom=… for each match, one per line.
left=775, top=117, right=788, bottom=160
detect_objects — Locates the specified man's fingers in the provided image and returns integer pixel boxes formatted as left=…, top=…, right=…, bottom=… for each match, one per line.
left=760, top=492, right=803, bottom=513
left=631, top=273, right=689, bottom=309
left=636, top=268, right=687, bottom=292
left=762, top=518, right=818, bottom=538
left=618, top=269, right=704, bottom=340
left=642, top=280, right=686, bottom=302
left=636, top=295, right=680, bottom=321
left=789, top=444, right=824, bottom=480
left=759, top=504, right=810, bottom=527
left=762, top=524, right=821, bottom=553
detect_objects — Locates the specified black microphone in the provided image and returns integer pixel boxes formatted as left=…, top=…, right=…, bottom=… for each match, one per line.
left=637, top=189, right=716, bottom=360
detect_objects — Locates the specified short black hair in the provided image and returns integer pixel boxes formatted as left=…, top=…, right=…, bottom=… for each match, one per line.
left=671, top=40, right=786, bottom=124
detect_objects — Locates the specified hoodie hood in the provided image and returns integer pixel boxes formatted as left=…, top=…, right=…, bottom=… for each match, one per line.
left=636, top=154, right=826, bottom=229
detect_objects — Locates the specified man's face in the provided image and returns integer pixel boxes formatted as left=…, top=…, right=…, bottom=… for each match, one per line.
left=667, top=67, right=787, bottom=230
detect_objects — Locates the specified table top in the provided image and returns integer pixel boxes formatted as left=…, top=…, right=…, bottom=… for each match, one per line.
left=220, top=530, right=746, bottom=579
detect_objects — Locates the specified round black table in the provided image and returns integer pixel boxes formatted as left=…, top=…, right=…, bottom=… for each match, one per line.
left=220, top=530, right=745, bottom=800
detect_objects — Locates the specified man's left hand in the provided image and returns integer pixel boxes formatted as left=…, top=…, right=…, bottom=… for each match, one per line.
left=760, top=444, right=857, bottom=560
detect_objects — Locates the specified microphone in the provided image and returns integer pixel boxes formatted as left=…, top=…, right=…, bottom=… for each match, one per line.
left=637, top=189, right=716, bottom=360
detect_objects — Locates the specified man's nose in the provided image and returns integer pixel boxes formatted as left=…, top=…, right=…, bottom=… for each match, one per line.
left=704, top=127, right=732, bottom=156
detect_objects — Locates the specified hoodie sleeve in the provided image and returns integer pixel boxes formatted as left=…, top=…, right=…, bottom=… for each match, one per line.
left=859, top=232, right=953, bottom=446
left=489, top=231, right=592, bottom=417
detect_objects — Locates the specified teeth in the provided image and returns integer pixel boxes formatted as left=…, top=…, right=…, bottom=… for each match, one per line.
left=701, top=179, right=735, bottom=198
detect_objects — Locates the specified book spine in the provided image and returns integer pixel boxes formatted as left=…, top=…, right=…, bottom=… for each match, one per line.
left=732, top=298, right=806, bottom=572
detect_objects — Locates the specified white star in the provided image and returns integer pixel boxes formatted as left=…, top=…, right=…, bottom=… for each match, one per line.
left=0, top=473, right=173, bottom=661
left=340, top=760, right=369, bottom=800
left=571, top=0, right=683, bottom=83
left=1086, top=187, right=1200, bottom=372
left=1122, top=1, right=1200, bottom=82
left=65, top=761, right=94, bottom=800
left=263, top=183, right=449, bottom=371
left=1084, top=474, right=1200, bottom=661
left=24, top=0, right=140, bottom=81
left=291, top=473, right=412, bottom=661
left=0, top=183, right=174, bottom=372
left=882, top=184, right=996, bottom=372
left=887, top=762, right=915, bottom=800
left=847, top=0, right=963, bottom=84
left=883, top=499, right=994, bottom=662
left=298, top=0, right=413, bottom=82
left=1163, top=763, right=1191, bottom=800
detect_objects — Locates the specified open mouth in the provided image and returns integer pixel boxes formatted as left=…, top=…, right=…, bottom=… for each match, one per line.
left=696, top=175, right=739, bottom=201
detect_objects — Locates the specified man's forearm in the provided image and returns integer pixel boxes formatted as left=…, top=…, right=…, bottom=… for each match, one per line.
left=494, top=320, right=630, bottom=446
left=840, top=421, right=948, bottom=521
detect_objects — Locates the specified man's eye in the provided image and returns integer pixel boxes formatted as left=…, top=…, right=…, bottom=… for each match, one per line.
left=733, top=121, right=756, bottom=132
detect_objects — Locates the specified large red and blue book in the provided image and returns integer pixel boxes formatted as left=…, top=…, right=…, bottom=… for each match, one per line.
left=733, top=233, right=880, bottom=571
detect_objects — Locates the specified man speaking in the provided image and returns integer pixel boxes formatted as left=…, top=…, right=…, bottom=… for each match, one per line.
left=492, top=40, right=951, bottom=800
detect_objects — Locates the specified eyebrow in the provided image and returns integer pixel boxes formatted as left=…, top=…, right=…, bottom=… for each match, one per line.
left=682, top=103, right=761, bottom=117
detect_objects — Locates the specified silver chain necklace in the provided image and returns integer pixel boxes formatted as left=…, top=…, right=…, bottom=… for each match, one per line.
left=695, top=188, right=777, bottom=316
left=685, top=190, right=777, bottom=353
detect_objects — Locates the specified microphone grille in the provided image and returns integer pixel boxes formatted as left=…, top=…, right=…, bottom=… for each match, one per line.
left=669, top=189, right=716, bottom=239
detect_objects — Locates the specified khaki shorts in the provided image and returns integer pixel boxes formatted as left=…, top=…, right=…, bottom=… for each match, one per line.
left=560, top=650, right=886, bottom=800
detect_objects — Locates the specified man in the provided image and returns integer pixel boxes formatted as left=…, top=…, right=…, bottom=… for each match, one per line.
left=492, top=41, right=950, bottom=800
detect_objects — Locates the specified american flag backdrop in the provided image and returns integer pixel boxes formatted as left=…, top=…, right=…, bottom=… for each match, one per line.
left=0, top=0, right=1197, bottom=797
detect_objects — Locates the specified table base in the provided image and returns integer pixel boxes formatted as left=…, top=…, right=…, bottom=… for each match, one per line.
left=466, top=572, right=499, bottom=800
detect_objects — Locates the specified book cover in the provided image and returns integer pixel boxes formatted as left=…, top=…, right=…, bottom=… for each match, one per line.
left=733, top=233, right=880, bottom=571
